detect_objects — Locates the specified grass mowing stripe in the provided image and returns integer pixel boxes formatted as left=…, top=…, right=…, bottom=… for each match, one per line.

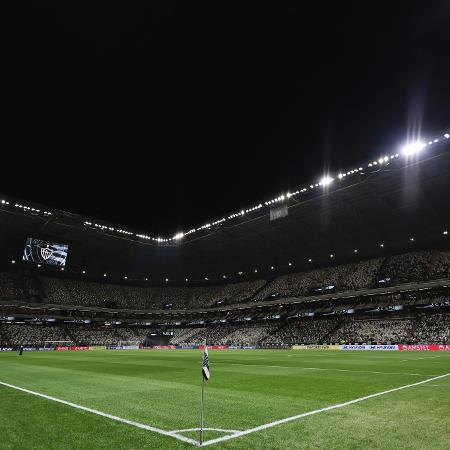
left=227, top=363, right=434, bottom=376
left=201, top=372, right=450, bottom=447
left=0, top=381, right=199, bottom=447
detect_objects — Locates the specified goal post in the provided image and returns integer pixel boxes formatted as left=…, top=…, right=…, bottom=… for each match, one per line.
left=117, top=340, right=141, bottom=349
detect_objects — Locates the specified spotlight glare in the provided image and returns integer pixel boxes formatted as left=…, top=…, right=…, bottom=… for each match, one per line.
left=320, top=176, right=333, bottom=186
left=401, top=141, right=426, bottom=156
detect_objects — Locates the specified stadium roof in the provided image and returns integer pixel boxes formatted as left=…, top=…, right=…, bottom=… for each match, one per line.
left=1, top=135, right=449, bottom=284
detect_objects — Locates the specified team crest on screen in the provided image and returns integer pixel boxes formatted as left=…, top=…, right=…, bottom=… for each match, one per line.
left=41, top=246, right=54, bottom=260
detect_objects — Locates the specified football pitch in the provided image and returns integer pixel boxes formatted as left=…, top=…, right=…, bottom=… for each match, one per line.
left=1, top=349, right=449, bottom=449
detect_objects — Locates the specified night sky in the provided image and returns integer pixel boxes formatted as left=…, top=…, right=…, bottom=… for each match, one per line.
left=3, top=2, right=450, bottom=235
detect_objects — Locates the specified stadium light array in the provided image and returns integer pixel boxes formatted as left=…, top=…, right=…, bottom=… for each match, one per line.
left=4, top=129, right=449, bottom=247
left=444, top=231, right=448, bottom=235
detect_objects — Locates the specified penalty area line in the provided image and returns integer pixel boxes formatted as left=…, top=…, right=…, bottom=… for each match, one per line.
left=201, top=372, right=450, bottom=447
left=0, top=381, right=199, bottom=447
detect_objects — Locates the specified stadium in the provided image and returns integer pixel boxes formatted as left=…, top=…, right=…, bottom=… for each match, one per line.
left=3, top=3, right=450, bottom=450
left=1, top=132, right=450, bottom=449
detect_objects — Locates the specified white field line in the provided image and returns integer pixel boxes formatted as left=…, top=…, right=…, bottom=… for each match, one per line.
left=229, top=363, right=435, bottom=377
left=201, top=373, right=450, bottom=447
left=0, top=381, right=199, bottom=447
left=3, top=374, right=450, bottom=448
left=170, top=428, right=240, bottom=434
left=400, top=355, right=450, bottom=361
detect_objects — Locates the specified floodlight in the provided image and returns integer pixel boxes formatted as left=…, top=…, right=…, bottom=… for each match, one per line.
left=401, top=141, right=426, bottom=156
left=320, top=176, right=333, bottom=186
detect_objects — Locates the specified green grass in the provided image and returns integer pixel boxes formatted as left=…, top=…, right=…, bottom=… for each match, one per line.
left=1, top=349, right=449, bottom=449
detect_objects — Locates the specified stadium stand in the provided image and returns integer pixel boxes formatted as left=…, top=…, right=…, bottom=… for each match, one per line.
left=261, top=319, right=341, bottom=344
left=1, top=311, right=450, bottom=346
left=20, top=250, right=447, bottom=310
left=413, top=313, right=450, bottom=344
left=1, top=324, right=70, bottom=346
left=0, top=271, right=24, bottom=300
left=1, top=248, right=449, bottom=347
left=327, top=318, right=414, bottom=344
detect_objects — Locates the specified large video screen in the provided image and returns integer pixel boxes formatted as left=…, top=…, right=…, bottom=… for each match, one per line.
left=23, top=238, right=69, bottom=267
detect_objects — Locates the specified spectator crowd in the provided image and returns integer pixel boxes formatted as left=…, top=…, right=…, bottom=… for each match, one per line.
left=1, top=312, right=449, bottom=347
left=1, top=249, right=447, bottom=310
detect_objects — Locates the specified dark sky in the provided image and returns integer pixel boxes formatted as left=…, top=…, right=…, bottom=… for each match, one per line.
left=3, top=1, right=450, bottom=235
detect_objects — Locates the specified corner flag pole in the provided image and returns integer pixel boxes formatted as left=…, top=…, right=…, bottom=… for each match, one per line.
left=200, top=367, right=205, bottom=445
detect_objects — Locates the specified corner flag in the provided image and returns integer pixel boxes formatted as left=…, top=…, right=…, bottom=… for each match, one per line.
left=200, top=344, right=210, bottom=445
left=202, top=345, right=210, bottom=381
